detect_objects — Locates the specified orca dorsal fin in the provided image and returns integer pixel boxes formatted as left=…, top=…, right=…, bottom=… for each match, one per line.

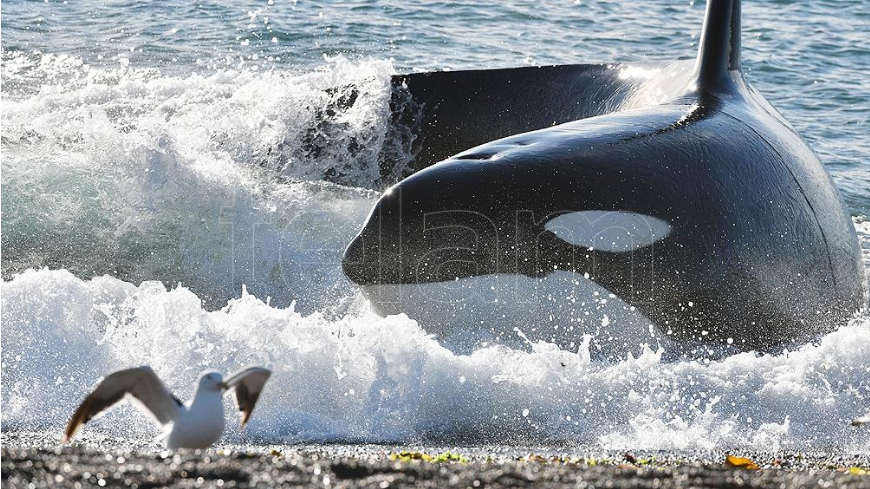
left=694, top=0, right=741, bottom=92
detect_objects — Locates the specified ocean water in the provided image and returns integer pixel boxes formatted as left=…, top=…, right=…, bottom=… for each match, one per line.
left=2, top=1, right=869, bottom=451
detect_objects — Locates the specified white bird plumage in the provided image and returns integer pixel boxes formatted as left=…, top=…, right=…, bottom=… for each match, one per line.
left=63, top=366, right=271, bottom=449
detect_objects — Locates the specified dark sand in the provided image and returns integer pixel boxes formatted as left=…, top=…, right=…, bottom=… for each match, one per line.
left=3, top=431, right=869, bottom=488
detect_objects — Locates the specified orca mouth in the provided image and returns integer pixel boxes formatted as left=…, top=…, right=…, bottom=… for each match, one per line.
left=358, top=271, right=672, bottom=358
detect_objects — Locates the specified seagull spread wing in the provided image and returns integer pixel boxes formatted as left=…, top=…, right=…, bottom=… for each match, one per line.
left=853, top=411, right=870, bottom=426
left=63, top=366, right=183, bottom=442
left=223, top=367, right=271, bottom=428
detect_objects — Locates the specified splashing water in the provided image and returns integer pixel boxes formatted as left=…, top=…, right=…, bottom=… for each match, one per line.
left=2, top=50, right=402, bottom=188
left=3, top=1, right=870, bottom=453
left=2, top=52, right=404, bottom=310
left=2, top=265, right=869, bottom=450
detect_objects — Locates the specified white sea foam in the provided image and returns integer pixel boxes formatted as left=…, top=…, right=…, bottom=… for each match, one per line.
left=2, top=265, right=868, bottom=450
left=2, top=51, right=397, bottom=310
left=2, top=50, right=403, bottom=187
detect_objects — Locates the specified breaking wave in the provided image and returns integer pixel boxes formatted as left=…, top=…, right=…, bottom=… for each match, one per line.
left=2, top=266, right=868, bottom=451
left=2, top=50, right=868, bottom=452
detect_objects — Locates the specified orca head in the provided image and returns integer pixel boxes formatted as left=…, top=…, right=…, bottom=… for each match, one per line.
left=340, top=132, right=691, bottom=357
left=342, top=124, right=680, bottom=296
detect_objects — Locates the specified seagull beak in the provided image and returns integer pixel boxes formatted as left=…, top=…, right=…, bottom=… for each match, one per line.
left=220, top=382, right=229, bottom=390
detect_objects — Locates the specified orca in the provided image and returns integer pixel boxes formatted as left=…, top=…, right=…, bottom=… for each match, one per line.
left=343, top=0, right=866, bottom=353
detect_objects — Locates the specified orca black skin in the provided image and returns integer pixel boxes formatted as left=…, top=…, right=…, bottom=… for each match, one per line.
left=344, top=0, right=866, bottom=351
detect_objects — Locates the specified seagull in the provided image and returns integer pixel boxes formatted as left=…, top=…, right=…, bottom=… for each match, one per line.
left=63, top=366, right=271, bottom=449
left=853, top=411, right=870, bottom=426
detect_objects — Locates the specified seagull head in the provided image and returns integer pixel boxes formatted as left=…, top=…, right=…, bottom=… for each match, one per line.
left=197, top=370, right=226, bottom=392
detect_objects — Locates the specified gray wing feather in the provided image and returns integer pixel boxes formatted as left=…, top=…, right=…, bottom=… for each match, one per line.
left=63, top=366, right=182, bottom=442
left=224, top=367, right=271, bottom=428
